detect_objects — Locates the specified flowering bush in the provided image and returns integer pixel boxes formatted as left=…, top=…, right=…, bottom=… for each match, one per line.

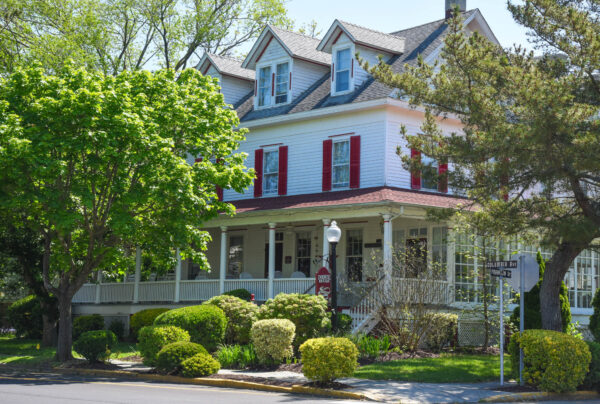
left=509, top=329, right=590, bottom=392
left=257, top=294, right=329, bottom=348
left=300, top=337, right=358, bottom=383
left=130, top=308, right=170, bottom=339
left=156, top=341, right=207, bottom=374
left=137, top=325, right=190, bottom=366
left=250, top=319, right=295, bottom=364
left=181, top=352, right=221, bottom=377
left=154, top=305, right=227, bottom=351
left=204, top=295, right=257, bottom=344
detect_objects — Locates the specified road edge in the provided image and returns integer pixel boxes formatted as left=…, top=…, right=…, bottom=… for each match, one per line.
left=479, top=390, right=600, bottom=402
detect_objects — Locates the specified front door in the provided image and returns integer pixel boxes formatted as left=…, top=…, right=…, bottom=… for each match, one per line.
left=264, top=242, right=284, bottom=277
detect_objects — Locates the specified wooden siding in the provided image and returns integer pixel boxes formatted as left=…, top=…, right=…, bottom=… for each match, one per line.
left=221, top=76, right=253, bottom=106
left=291, top=59, right=328, bottom=100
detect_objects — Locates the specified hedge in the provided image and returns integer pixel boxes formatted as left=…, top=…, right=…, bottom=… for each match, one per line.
left=130, top=308, right=170, bottom=339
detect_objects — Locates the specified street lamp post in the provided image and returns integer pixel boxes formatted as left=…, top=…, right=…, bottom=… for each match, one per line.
left=326, top=220, right=342, bottom=331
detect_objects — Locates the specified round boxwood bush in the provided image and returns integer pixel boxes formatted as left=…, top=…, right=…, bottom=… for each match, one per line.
left=181, top=352, right=221, bottom=378
left=73, top=330, right=117, bottom=363
left=300, top=337, right=358, bottom=383
left=130, top=308, right=170, bottom=339
left=7, top=295, right=50, bottom=338
left=223, top=288, right=252, bottom=301
left=137, top=325, right=190, bottom=366
left=581, top=341, right=600, bottom=391
left=250, top=319, right=295, bottom=364
left=156, top=341, right=207, bottom=374
left=257, top=293, right=329, bottom=348
left=153, top=305, right=227, bottom=352
left=73, top=314, right=105, bottom=341
left=509, top=329, right=590, bottom=392
left=204, top=295, right=257, bottom=344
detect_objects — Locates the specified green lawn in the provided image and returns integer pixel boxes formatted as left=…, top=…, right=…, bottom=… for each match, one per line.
left=354, top=353, right=512, bottom=383
left=0, top=335, right=139, bottom=366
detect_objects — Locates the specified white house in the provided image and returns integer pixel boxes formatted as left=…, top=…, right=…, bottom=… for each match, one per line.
left=73, top=1, right=598, bottom=341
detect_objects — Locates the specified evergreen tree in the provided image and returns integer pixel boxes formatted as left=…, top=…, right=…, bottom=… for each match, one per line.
left=589, top=288, right=600, bottom=341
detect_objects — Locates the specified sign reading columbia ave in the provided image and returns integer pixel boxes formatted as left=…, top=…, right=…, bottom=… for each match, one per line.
left=485, top=260, right=518, bottom=269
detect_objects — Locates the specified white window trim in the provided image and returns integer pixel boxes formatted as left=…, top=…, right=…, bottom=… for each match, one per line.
left=331, top=137, right=351, bottom=190
left=331, top=43, right=355, bottom=96
left=262, top=147, right=279, bottom=195
left=255, top=57, right=293, bottom=110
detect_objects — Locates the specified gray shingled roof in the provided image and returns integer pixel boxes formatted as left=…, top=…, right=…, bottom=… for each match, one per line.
left=206, top=54, right=254, bottom=81
left=337, top=20, right=405, bottom=54
left=269, top=26, right=331, bottom=66
left=236, top=9, right=480, bottom=123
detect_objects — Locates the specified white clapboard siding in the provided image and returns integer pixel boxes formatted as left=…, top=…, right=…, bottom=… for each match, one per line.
left=291, top=60, right=328, bottom=99
left=224, top=109, right=387, bottom=201
left=260, top=39, right=288, bottom=62
left=221, top=76, right=253, bottom=106
left=354, top=45, right=391, bottom=88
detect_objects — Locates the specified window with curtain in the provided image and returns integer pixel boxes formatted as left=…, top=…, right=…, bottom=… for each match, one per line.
left=263, top=149, right=279, bottom=194
left=258, top=66, right=271, bottom=107
left=332, top=139, right=350, bottom=188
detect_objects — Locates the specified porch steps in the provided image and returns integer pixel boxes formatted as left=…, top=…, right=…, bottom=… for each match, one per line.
left=342, top=277, right=385, bottom=335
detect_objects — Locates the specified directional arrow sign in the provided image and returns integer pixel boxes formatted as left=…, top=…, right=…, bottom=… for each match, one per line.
left=507, top=254, right=539, bottom=292
left=490, top=268, right=512, bottom=278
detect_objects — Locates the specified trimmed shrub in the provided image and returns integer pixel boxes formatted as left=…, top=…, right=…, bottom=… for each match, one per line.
left=73, top=330, right=117, bottom=363
left=204, top=295, right=257, bottom=344
left=257, top=294, right=329, bottom=348
left=508, top=329, right=590, bottom=392
left=300, top=337, right=358, bottom=383
left=130, top=308, right=170, bottom=339
left=582, top=341, right=600, bottom=391
left=250, top=319, right=295, bottom=364
left=156, top=341, right=207, bottom=374
left=108, top=319, right=125, bottom=341
left=335, top=313, right=353, bottom=335
left=425, top=313, right=458, bottom=352
left=73, top=314, right=105, bottom=341
left=589, top=288, right=600, bottom=342
left=215, top=344, right=258, bottom=369
left=223, top=288, right=252, bottom=302
left=510, top=252, right=571, bottom=332
left=154, top=305, right=227, bottom=352
left=137, top=325, right=190, bottom=366
left=181, top=352, right=221, bottom=377
left=7, top=295, right=44, bottom=338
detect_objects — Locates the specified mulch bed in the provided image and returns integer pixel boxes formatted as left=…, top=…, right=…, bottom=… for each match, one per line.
left=276, top=363, right=303, bottom=373
left=492, top=384, right=538, bottom=393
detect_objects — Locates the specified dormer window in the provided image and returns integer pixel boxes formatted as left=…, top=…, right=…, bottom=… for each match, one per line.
left=275, top=62, right=289, bottom=104
left=258, top=66, right=272, bottom=107
left=335, top=48, right=351, bottom=93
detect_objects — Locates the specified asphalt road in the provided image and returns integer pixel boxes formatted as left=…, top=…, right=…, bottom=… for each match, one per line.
left=0, top=370, right=362, bottom=404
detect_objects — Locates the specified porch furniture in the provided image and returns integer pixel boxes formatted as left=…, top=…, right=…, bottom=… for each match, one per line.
left=290, top=271, right=306, bottom=279
left=125, top=274, right=136, bottom=282
left=148, top=273, right=157, bottom=282
left=274, top=271, right=283, bottom=279
left=194, top=273, right=207, bottom=280
left=239, top=272, right=253, bottom=279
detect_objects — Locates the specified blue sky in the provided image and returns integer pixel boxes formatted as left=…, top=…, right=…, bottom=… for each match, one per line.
left=286, top=0, right=533, bottom=50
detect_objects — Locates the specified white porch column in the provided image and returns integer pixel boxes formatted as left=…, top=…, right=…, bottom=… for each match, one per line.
left=174, top=248, right=181, bottom=303
left=133, top=246, right=141, bottom=304
left=322, top=219, right=331, bottom=268
left=219, top=226, right=227, bottom=294
left=268, top=223, right=276, bottom=299
left=95, top=270, right=103, bottom=304
left=382, top=214, right=393, bottom=300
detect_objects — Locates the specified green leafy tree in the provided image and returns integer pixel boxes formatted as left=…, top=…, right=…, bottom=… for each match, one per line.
left=0, top=0, right=292, bottom=74
left=363, top=1, right=600, bottom=331
left=0, top=63, right=253, bottom=360
left=589, top=288, right=600, bottom=341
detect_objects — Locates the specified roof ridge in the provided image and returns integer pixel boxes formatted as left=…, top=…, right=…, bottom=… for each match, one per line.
left=339, top=20, right=406, bottom=39
left=209, top=53, right=245, bottom=63
left=390, top=8, right=477, bottom=36
left=268, top=24, right=322, bottom=42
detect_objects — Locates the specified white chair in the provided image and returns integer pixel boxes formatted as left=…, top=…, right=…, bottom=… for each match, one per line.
left=290, top=271, right=307, bottom=279
left=148, top=273, right=157, bottom=282
left=125, top=274, right=136, bottom=282
left=274, top=271, right=283, bottom=279
left=239, top=272, right=253, bottom=279
left=195, top=273, right=207, bottom=280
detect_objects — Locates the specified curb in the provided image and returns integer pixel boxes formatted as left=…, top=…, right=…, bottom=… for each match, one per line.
left=53, top=367, right=373, bottom=401
left=480, top=390, right=600, bottom=402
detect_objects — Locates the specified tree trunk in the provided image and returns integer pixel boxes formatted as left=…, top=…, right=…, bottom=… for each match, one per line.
left=41, top=313, right=57, bottom=347
left=56, top=295, right=73, bottom=361
left=540, top=243, right=580, bottom=331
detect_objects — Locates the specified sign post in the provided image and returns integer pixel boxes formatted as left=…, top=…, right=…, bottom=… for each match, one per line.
left=487, top=260, right=517, bottom=386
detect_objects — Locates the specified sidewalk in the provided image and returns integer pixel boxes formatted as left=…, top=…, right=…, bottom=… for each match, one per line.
left=218, top=368, right=513, bottom=403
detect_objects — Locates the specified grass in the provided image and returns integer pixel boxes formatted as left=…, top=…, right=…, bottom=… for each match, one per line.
left=0, top=335, right=140, bottom=366
left=354, top=353, right=512, bottom=383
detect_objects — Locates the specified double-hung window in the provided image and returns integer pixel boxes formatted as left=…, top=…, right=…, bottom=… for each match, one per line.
left=421, top=154, right=439, bottom=191
left=332, top=139, right=350, bottom=188
left=275, top=62, right=289, bottom=104
left=258, top=66, right=272, bottom=107
left=335, top=48, right=351, bottom=93
left=263, top=149, right=279, bottom=194
left=346, top=229, right=363, bottom=282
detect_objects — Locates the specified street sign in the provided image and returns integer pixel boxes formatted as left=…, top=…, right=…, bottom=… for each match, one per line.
left=315, top=267, right=331, bottom=301
left=507, top=254, right=539, bottom=292
left=485, top=260, right=517, bottom=269
left=490, top=268, right=512, bottom=278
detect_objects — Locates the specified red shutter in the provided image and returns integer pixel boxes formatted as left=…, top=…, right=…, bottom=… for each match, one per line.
left=278, top=146, right=288, bottom=196
left=194, top=157, right=203, bottom=163
left=331, top=63, right=335, bottom=82
left=350, top=135, right=361, bottom=189
left=216, top=186, right=223, bottom=201
left=254, top=149, right=263, bottom=197
left=289, top=72, right=292, bottom=90
left=322, top=140, right=332, bottom=191
left=410, top=149, right=421, bottom=190
left=438, top=160, right=448, bottom=193
left=271, top=73, right=275, bottom=96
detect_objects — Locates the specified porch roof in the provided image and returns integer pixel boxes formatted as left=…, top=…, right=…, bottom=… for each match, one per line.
left=231, top=186, right=471, bottom=214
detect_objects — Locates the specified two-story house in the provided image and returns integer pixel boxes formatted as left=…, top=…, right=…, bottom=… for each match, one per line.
left=73, top=1, right=599, bottom=341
